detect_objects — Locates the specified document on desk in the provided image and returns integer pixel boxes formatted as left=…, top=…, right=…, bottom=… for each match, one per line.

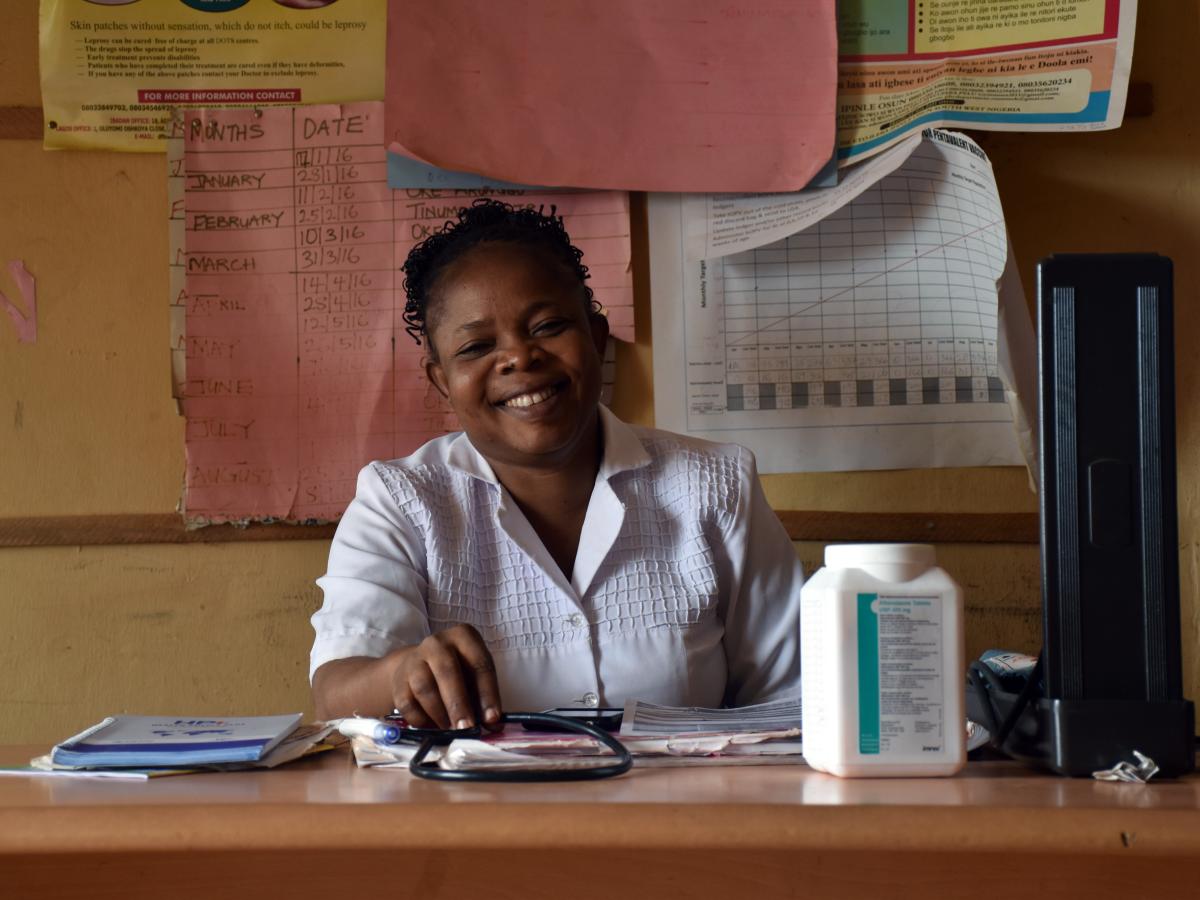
left=175, top=101, right=633, bottom=523
left=650, top=128, right=1036, bottom=474
left=0, top=764, right=183, bottom=781
left=347, top=716, right=804, bottom=770
left=21, top=721, right=336, bottom=778
left=50, top=714, right=303, bottom=768
left=620, top=697, right=803, bottom=737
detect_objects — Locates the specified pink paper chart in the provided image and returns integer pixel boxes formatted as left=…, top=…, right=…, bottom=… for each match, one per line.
left=182, top=103, right=633, bottom=523
left=385, top=0, right=838, bottom=192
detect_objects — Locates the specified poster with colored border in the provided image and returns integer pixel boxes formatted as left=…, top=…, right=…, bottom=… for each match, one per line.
left=837, top=0, right=1136, bottom=163
left=39, top=0, right=386, bottom=152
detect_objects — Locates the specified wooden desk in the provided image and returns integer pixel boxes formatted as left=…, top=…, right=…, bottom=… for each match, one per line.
left=2, top=745, right=1198, bottom=900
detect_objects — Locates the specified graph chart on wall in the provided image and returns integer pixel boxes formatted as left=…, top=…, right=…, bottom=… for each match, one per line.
left=651, top=130, right=1033, bottom=474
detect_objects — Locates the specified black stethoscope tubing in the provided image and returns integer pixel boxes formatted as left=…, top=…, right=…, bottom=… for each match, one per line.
left=407, top=711, right=633, bottom=782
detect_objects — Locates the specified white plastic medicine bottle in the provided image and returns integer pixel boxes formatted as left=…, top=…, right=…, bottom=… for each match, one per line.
left=801, top=543, right=965, bottom=777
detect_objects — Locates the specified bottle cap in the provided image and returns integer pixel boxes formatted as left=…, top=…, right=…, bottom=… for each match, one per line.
left=824, top=543, right=935, bottom=581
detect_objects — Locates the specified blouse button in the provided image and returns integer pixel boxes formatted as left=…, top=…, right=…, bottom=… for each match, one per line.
left=582, top=692, right=599, bottom=707
left=565, top=613, right=585, bottom=628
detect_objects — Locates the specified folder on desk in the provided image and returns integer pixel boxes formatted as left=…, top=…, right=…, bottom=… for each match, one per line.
left=51, top=714, right=303, bottom=768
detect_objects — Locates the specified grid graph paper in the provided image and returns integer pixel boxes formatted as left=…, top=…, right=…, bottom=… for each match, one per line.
left=652, top=129, right=1031, bottom=474
left=712, top=141, right=1007, bottom=415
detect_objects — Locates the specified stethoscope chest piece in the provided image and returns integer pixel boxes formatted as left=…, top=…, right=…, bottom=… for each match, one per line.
left=406, top=712, right=633, bottom=782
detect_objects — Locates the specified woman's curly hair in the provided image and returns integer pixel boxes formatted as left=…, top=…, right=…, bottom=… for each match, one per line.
left=400, top=198, right=598, bottom=346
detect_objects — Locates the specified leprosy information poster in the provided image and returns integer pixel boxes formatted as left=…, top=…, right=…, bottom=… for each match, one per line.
left=39, top=0, right=385, bottom=152
left=837, top=0, right=1137, bottom=163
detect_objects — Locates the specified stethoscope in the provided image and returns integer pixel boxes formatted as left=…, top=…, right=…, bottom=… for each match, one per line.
left=395, top=712, right=633, bottom=782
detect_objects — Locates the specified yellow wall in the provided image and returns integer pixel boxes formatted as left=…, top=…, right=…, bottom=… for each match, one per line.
left=0, top=3, right=1195, bottom=743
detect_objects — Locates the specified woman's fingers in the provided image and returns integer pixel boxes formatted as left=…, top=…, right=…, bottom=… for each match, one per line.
left=445, top=626, right=503, bottom=729
left=390, top=626, right=502, bottom=731
left=394, top=657, right=449, bottom=729
left=420, top=634, right=475, bottom=729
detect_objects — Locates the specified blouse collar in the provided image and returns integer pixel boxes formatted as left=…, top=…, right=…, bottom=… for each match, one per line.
left=443, top=405, right=652, bottom=487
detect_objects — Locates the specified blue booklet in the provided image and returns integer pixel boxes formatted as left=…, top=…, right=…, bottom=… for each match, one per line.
left=51, top=714, right=302, bottom=768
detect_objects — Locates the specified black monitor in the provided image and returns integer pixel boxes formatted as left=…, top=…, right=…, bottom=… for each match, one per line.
left=969, top=253, right=1194, bottom=776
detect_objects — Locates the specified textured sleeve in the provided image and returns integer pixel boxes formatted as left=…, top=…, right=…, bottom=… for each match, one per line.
left=718, top=447, right=804, bottom=706
left=309, top=463, right=432, bottom=681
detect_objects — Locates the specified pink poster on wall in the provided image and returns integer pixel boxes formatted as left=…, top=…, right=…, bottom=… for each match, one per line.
left=181, top=103, right=632, bottom=523
left=385, top=0, right=838, bottom=192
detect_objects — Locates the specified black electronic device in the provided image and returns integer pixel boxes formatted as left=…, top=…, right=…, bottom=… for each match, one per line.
left=967, top=253, right=1195, bottom=776
left=521, top=707, right=624, bottom=733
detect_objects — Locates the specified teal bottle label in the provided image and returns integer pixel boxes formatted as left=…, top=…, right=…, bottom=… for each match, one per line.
left=857, top=593, right=881, bottom=754
left=857, top=593, right=944, bottom=756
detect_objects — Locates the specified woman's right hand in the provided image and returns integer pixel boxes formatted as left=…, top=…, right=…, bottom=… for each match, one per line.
left=386, top=624, right=502, bottom=731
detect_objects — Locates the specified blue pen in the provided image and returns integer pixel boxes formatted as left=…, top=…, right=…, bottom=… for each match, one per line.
left=336, top=718, right=402, bottom=744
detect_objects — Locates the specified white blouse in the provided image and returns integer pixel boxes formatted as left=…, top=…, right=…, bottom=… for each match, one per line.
left=310, top=406, right=803, bottom=711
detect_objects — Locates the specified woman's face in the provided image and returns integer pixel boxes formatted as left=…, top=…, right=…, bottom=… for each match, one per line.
left=424, top=241, right=608, bottom=471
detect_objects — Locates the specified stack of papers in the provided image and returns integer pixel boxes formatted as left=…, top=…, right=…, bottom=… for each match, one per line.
left=616, top=696, right=804, bottom=767
left=0, top=714, right=339, bottom=780
left=621, top=696, right=802, bottom=736
left=348, top=698, right=804, bottom=771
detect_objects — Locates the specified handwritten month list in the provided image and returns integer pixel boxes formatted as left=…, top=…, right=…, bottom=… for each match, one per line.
left=181, top=103, right=633, bottom=523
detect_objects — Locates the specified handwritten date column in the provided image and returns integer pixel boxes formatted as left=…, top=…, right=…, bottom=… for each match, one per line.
left=292, top=106, right=395, bottom=520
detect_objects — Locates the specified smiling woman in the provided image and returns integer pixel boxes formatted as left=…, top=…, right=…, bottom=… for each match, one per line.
left=308, top=200, right=804, bottom=731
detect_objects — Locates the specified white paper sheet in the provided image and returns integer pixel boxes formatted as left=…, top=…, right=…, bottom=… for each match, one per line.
left=620, top=696, right=802, bottom=737
left=650, top=129, right=1034, bottom=474
left=683, top=132, right=921, bottom=261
